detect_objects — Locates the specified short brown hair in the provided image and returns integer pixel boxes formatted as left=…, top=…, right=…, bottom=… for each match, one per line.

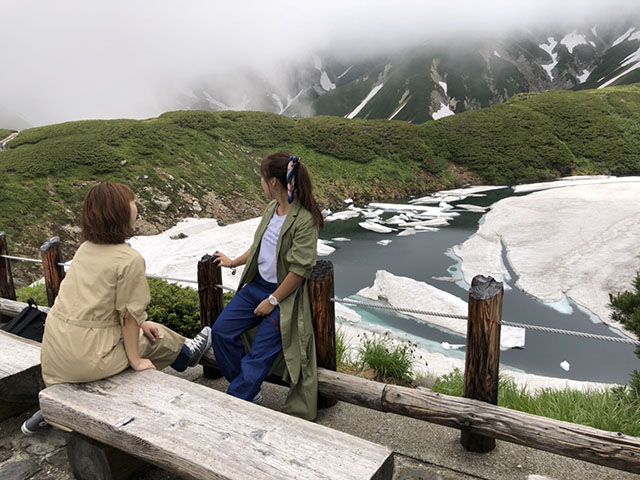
left=81, top=182, right=135, bottom=244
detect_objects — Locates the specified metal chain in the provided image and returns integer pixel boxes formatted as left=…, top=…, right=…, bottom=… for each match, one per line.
left=1, top=254, right=70, bottom=267
left=333, top=298, right=640, bottom=346
left=4, top=254, right=638, bottom=345
left=500, top=320, right=640, bottom=346
left=331, top=297, right=468, bottom=320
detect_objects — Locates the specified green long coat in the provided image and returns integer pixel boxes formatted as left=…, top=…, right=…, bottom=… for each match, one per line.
left=238, top=199, right=319, bottom=420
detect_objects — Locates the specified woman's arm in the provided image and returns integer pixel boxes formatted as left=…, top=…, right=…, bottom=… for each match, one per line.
left=122, top=311, right=155, bottom=371
left=253, top=271, right=303, bottom=316
left=214, top=248, right=251, bottom=268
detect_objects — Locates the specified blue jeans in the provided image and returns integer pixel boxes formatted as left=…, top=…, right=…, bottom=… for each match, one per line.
left=211, top=274, right=281, bottom=401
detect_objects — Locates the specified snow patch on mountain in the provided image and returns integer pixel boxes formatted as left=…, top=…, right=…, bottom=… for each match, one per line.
left=613, top=28, right=636, bottom=47
left=320, top=72, right=336, bottom=91
left=577, top=69, right=591, bottom=83
left=337, top=65, right=353, bottom=79
left=439, top=81, right=448, bottom=95
left=388, top=89, right=411, bottom=120
left=346, top=83, right=384, bottom=119
left=539, top=37, right=559, bottom=80
left=432, top=103, right=454, bottom=120
left=560, top=31, right=588, bottom=54
left=493, top=50, right=501, bottom=58
left=271, top=94, right=284, bottom=114
left=591, top=25, right=598, bottom=37
left=599, top=43, right=640, bottom=88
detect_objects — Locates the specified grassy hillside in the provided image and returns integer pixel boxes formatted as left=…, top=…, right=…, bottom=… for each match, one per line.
left=1, top=84, right=640, bottom=274
left=420, top=84, right=640, bottom=183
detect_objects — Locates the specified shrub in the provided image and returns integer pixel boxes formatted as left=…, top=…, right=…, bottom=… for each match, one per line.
left=15, top=282, right=48, bottom=306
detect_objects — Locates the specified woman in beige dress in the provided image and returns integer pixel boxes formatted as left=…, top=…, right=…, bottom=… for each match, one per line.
left=22, top=182, right=211, bottom=434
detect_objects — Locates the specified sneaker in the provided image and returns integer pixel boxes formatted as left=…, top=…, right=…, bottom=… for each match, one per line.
left=21, top=410, right=48, bottom=435
left=251, top=391, right=263, bottom=404
left=185, top=326, right=212, bottom=367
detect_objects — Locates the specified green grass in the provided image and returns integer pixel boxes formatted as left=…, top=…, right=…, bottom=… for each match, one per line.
left=433, top=368, right=640, bottom=436
left=0, top=129, right=16, bottom=140
left=356, top=333, right=414, bottom=384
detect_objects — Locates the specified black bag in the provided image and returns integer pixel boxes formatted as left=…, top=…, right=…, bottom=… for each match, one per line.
left=1, top=298, right=47, bottom=342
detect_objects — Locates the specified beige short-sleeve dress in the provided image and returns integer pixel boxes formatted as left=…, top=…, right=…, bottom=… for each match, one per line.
left=41, top=241, right=185, bottom=387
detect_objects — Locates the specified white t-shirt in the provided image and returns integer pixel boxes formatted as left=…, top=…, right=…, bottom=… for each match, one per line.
left=258, top=208, right=287, bottom=283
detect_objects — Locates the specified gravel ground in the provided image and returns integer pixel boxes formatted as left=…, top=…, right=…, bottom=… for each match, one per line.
left=1, top=366, right=638, bottom=480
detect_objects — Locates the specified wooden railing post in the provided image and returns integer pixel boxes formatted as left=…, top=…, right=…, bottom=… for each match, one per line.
left=0, top=232, right=16, bottom=302
left=460, top=274, right=503, bottom=453
left=309, top=259, right=337, bottom=409
left=40, top=237, right=66, bottom=307
left=197, top=254, right=224, bottom=379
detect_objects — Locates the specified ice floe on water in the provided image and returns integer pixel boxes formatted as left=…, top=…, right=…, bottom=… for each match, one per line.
left=376, top=240, right=392, bottom=246
left=355, top=270, right=525, bottom=350
left=411, top=185, right=507, bottom=205
left=325, top=210, right=361, bottom=222
left=359, top=221, right=395, bottom=233
left=454, top=179, right=640, bottom=337
left=456, top=204, right=488, bottom=213
left=560, top=360, right=571, bottom=372
left=332, top=237, right=351, bottom=242
left=317, top=239, right=336, bottom=256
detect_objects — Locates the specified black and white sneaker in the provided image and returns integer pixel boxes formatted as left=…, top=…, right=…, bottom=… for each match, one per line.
left=21, top=410, right=48, bottom=435
left=185, top=326, right=212, bottom=367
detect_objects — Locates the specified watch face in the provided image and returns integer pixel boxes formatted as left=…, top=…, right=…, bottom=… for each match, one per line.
left=269, top=295, right=278, bottom=306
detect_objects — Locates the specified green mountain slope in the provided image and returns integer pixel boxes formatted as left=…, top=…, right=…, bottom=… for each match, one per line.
left=1, top=84, right=640, bottom=267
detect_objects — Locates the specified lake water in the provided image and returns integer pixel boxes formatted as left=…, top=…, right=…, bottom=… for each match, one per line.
left=320, top=189, right=639, bottom=384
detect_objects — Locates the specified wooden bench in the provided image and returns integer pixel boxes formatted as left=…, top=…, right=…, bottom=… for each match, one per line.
left=0, top=330, right=45, bottom=420
left=40, top=369, right=393, bottom=480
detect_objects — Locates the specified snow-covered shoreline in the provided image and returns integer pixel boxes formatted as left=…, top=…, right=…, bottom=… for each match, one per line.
left=453, top=177, right=640, bottom=338
left=129, top=177, right=640, bottom=391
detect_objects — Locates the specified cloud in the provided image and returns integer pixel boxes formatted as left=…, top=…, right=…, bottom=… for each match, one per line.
left=0, top=0, right=637, bottom=127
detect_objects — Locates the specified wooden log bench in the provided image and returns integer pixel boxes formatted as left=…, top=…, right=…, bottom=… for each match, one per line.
left=39, top=369, right=394, bottom=480
left=0, top=330, right=45, bottom=420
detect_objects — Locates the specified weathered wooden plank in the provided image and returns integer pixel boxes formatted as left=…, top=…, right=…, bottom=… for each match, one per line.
left=309, top=260, right=337, bottom=408
left=40, top=237, right=65, bottom=307
left=198, top=253, right=224, bottom=380
left=40, top=369, right=394, bottom=480
left=0, top=298, right=50, bottom=321
left=318, top=368, right=640, bottom=474
left=0, top=232, right=16, bottom=303
left=461, top=275, right=503, bottom=452
left=0, top=331, right=45, bottom=419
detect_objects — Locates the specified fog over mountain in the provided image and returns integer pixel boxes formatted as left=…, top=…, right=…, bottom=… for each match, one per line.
left=1, top=0, right=639, bottom=127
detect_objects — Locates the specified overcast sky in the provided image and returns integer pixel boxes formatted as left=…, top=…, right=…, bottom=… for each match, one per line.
left=1, top=0, right=638, bottom=127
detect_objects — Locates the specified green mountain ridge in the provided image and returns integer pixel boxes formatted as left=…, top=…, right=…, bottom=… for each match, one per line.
left=1, top=84, right=640, bottom=282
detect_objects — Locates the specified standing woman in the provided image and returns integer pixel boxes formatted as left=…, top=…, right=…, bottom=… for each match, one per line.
left=212, top=152, right=323, bottom=421
left=24, top=182, right=211, bottom=434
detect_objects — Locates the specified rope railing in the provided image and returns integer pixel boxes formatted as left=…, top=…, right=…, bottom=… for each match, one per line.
left=4, top=254, right=639, bottom=345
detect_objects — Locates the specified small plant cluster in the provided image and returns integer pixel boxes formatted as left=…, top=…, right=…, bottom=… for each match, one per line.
left=336, top=330, right=416, bottom=385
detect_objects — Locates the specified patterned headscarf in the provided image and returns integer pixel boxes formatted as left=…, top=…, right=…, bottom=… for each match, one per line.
left=286, top=155, right=300, bottom=203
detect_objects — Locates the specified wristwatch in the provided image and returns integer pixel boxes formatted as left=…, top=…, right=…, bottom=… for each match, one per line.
left=268, top=294, right=279, bottom=306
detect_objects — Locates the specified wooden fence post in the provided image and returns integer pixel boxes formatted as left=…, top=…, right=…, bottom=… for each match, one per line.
left=197, top=254, right=224, bottom=379
left=0, top=232, right=16, bottom=303
left=309, top=259, right=337, bottom=408
left=460, top=274, right=503, bottom=453
left=40, top=237, right=66, bottom=307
